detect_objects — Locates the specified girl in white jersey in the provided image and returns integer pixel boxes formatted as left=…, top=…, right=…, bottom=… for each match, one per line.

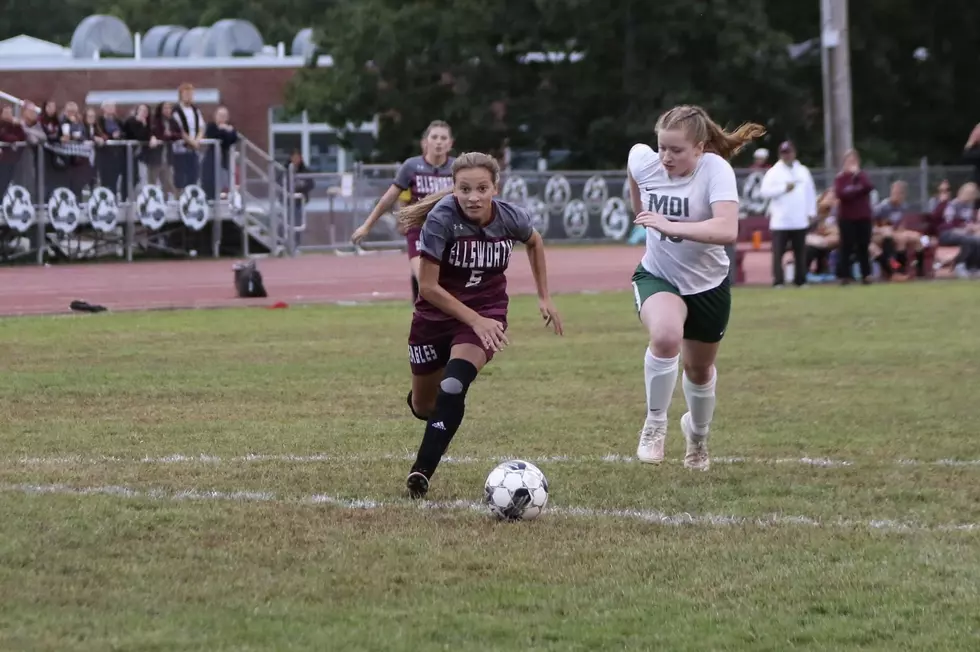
left=627, top=105, right=765, bottom=471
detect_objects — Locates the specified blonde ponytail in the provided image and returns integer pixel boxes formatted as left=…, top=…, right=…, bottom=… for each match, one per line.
left=656, top=105, right=766, bottom=161
left=398, top=188, right=453, bottom=232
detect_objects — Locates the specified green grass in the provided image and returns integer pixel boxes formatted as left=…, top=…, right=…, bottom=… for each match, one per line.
left=2, top=282, right=980, bottom=651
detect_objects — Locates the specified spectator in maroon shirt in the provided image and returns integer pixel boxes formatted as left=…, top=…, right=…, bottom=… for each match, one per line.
left=832, top=149, right=875, bottom=284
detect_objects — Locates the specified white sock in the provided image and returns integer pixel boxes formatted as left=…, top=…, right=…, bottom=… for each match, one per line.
left=682, top=369, right=717, bottom=437
left=644, top=349, right=679, bottom=423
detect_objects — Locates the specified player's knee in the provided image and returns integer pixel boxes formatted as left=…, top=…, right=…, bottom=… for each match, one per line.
left=649, top=330, right=683, bottom=358
left=439, top=359, right=479, bottom=398
left=683, top=362, right=715, bottom=386
left=408, top=390, right=434, bottom=421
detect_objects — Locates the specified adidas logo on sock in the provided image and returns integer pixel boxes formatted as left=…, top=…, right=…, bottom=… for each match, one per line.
left=431, top=421, right=446, bottom=430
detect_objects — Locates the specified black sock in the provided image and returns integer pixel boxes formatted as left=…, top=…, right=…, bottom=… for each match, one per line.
left=410, top=275, right=420, bottom=303
left=411, top=360, right=478, bottom=479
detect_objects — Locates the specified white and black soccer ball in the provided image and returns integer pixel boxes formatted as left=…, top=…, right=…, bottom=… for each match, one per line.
left=484, top=460, right=549, bottom=521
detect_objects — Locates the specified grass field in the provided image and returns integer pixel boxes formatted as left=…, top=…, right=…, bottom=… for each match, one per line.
left=2, top=282, right=980, bottom=651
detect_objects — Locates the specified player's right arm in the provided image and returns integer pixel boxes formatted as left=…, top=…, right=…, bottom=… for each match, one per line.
left=416, top=213, right=509, bottom=352
left=352, top=160, right=414, bottom=244
left=626, top=144, right=655, bottom=215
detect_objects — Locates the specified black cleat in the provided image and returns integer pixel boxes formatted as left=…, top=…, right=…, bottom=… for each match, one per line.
left=406, top=472, right=429, bottom=499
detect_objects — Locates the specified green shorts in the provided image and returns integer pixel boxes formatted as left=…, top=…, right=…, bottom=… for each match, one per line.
left=631, top=264, right=731, bottom=343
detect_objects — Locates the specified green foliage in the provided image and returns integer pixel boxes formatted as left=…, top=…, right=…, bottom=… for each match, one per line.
left=765, top=0, right=980, bottom=166
left=5, top=0, right=980, bottom=166
left=0, top=0, right=96, bottom=46
left=288, top=0, right=807, bottom=167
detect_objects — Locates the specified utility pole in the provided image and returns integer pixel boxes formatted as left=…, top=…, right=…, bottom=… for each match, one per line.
left=820, top=0, right=853, bottom=172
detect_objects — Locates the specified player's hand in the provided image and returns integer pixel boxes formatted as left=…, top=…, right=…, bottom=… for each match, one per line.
left=351, top=224, right=370, bottom=245
left=538, top=298, right=563, bottom=336
left=634, top=211, right=672, bottom=235
left=471, top=317, right=509, bottom=353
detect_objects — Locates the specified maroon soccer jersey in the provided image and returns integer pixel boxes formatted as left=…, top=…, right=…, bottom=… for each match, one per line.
left=393, top=155, right=455, bottom=204
left=415, top=194, right=534, bottom=322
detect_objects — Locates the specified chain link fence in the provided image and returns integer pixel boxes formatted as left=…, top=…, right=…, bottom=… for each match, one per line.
left=293, top=161, right=975, bottom=252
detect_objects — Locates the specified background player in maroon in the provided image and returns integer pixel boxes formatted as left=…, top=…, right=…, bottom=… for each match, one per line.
left=397, top=152, right=564, bottom=499
left=352, top=120, right=455, bottom=302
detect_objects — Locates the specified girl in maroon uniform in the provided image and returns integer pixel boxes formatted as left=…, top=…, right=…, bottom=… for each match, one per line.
left=352, top=120, right=455, bottom=302
left=397, top=152, right=564, bottom=499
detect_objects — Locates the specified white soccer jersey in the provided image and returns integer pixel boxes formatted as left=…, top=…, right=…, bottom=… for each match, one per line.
left=628, top=144, right=739, bottom=295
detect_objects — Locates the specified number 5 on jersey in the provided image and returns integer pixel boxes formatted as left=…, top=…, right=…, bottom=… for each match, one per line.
left=466, top=269, right=484, bottom=288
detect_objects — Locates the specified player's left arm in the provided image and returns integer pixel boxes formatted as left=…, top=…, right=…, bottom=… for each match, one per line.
left=520, top=225, right=563, bottom=336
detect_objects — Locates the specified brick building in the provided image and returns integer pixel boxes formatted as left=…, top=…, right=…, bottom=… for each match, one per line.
left=0, top=54, right=375, bottom=171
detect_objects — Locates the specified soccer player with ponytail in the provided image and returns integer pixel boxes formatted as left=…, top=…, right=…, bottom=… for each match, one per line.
left=627, top=105, right=765, bottom=471
left=352, top=120, right=455, bottom=302
left=399, top=152, right=563, bottom=499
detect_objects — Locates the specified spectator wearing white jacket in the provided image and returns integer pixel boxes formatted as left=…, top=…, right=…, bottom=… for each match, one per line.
left=760, top=141, right=817, bottom=287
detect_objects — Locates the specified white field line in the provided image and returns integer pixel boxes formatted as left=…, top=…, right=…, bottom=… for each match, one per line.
left=2, top=481, right=979, bottom=534
left=8, top=452, right=980, bottom=469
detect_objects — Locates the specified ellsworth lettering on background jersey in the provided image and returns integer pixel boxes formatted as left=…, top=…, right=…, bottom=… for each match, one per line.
left=393, top=155, right=455, bottom=204
left=415, top=194, right=534, bottom=321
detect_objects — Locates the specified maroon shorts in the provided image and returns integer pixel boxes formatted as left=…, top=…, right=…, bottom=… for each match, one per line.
left=408, top=313, right=507, bottom=375
left=405, top=226, right=423, bottom=260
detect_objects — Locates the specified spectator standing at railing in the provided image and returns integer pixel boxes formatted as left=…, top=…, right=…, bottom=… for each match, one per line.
left=833, top=149, right=875, bottom=285
left=202, top=106, right=238, bottom=199
left=39, top=101, right=59, bottom=141
left=0, top=105, right=26, bottom=192
left=0, top=105, right=25, bottom=143
left=147, top=102, right=180, bottom=200
left=759, top=141, right=816, bottom=287
left=172, top=83, right=205, bottom=193
left=58, top=101, right=90, bottom=197
left=80, top=107, right=102, bottom=194
left=16, top=102, right=44, bottom=194
left=95, top=101, right=131, bottom=201
left=125, top=104, right=153, bottom=189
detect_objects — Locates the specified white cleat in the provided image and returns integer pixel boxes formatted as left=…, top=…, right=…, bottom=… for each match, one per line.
left=637, top=419, right=667, bottom=464
left=681, top=412, right=710, bottom=471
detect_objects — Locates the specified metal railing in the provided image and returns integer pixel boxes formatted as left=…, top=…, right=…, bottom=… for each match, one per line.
left=0, top=139, right=244, bottom=263
left=291, top=161, right=976, bottom=251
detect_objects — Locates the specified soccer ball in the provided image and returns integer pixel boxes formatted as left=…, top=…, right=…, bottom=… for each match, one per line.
left=483, top=460, right=549, bottom=521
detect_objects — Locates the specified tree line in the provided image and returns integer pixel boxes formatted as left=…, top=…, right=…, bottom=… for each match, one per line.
left=5, top=0, right=979, bottom=168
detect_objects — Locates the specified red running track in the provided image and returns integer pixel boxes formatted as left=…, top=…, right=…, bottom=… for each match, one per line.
left=0, top=246, right=777, bottom=317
